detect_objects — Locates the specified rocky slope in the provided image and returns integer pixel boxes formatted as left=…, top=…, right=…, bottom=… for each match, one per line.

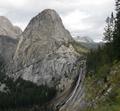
left=0, top=16, right=22, bottom=38
left=8, top=9, right=86, bottom=111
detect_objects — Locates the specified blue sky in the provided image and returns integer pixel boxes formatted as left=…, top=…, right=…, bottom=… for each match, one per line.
left=0, top=0, right=115, bottom=41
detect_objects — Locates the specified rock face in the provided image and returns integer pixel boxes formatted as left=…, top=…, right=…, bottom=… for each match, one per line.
left=13, top=9, right=76, bottom=84
left=50, top=59, right=86, bottom=111
left=14, top=9, right=73, bottom=68
left=11, top=9, right=86, bottom=111
left=0, top=35, right=18, bottom=65
left=0, top=16, right=22, bottom=38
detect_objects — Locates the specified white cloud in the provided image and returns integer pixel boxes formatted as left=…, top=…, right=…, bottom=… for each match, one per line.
left=0, top=0, right=115, bottom=41
left=62, top=10, right=92, bottom=31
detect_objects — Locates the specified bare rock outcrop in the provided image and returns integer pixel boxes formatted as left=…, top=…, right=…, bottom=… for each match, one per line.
left=11, top=9, right=86, bottom=111
left=0, top=16, right=22, bottom=65
left=13, top=9, right=80, bottom=84
left=0, top=35, right=18, bottom=65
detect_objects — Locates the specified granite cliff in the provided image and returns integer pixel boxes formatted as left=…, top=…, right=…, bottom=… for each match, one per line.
left=12, top=9, right=86, bottom=111
left=0, top=9, right=86, bottom=111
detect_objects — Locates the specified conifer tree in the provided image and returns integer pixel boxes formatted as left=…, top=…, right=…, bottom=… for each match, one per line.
left=113, top=0, right=120, bottom=59
left=104, top=12, right=115, bottom=42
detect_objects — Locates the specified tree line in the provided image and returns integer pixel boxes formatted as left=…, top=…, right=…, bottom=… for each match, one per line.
left=87, top=0, right=120, bottom=75
left=0, top=56, right=56, bottom=110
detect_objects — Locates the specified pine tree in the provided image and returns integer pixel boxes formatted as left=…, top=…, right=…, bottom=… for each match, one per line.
left=104, top=12, right=115, bottom=42
left=113, top=0, right=120, bottom=59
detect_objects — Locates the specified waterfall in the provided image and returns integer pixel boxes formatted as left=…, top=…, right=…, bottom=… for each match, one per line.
left=53, top=59, right=86, bottom=111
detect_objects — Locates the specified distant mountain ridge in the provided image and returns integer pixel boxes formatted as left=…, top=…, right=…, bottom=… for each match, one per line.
left=73, top=36, right=104, bottom=49
left=74, top=36, right=94, bottom=43
left=0, top=16, right=21, bottom=65
left=0, top=16, right=22, bottom=38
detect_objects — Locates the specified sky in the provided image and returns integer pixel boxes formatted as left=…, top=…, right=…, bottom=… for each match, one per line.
left=0, top=0, right=115, bottom=41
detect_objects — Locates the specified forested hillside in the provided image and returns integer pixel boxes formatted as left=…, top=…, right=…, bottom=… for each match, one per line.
left=85, top=0, right=120, bottom=110
left=0, top=55, right=56, bottom=110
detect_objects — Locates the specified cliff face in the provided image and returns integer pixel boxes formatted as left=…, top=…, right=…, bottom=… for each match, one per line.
left=11, top=9, right=86, bottom=110
left=0, top=36, right=18, bottom=64
left=14, top=9, right=73, bottom=68
left=13, top=9, right=79, bottom=86
left=0, top=16, right=22, bottom=67
left=0, top=9, right=87, bottom=111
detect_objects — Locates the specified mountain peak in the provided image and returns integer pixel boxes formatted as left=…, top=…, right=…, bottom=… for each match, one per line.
left=0, top=16, right=10, bottom=21
left=35, top=9, right=61, bottom=21
left=0, top=16, right=22, bottom=38
left=0, top=16, right=13, bottom=28
left=39, top=9, right=58, bottom=16
left=14, top=9, right=73, bottom=69
left=23, top=9, right=72, bottom=42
